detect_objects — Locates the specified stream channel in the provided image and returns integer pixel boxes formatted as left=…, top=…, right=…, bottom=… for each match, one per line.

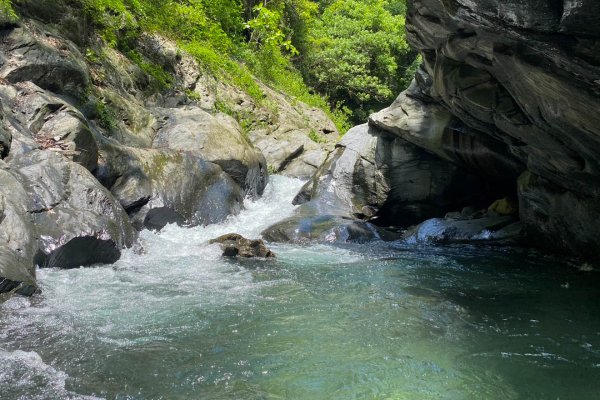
left=1, top=176, right=600, bottom=399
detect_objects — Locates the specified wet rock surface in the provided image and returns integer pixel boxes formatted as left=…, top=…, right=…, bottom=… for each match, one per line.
left=0, top=163, right=38, bottom=295
left=12, top=150, right=137, bottom=269
left=97, top=143, right=244, bottom=231
left=266, top=122, right=498, bottom=245
left=210, top=233, right=275, bottom=259
left=365, top=0, right=600, bottom=260
left=518, top=172, right=600, bottom=262
left=403, top=216, right=522, bottom=245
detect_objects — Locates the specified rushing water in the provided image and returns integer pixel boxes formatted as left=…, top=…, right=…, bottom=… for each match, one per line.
left=1, top=176, right=600, bottom=399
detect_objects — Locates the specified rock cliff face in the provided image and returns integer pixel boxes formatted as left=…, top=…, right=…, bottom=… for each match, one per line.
left=398, top=0, right=600, bottom=260
left=268, top=0, right=600, bottom=261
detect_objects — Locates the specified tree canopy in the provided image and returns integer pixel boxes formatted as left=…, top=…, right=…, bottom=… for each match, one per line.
left=301, top=0, right=417, bottom=121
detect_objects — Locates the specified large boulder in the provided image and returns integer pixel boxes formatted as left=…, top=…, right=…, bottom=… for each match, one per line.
left=0, top=81, right=98, bottom=171
left=297, top=123, right=493, bottom=226
left=0, top=163, right=37, bottom=296
left=370, top=78, right=524, bottom=188
left=249, top=94, right=337, bottom=179
left=262, top=206, right=382, bottom=244
left=97, top=141, right=244, bottom=230
left=191, top=74, right=338, bottom=179
left=372, top=0, right=600, bottom=259
left=0, top=23, right=89, bottom=97
left=11, top=150, right=136, bottom=269
left=88, top=87, right=157, bottom=149
left=152, top=106, right=268, bottom=197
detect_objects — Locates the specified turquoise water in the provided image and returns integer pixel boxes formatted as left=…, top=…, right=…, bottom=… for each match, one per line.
left=1, top=177, right=599, bottom=399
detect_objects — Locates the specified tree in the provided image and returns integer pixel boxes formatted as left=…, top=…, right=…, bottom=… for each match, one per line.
left=302, top=0, right=416, bottom=122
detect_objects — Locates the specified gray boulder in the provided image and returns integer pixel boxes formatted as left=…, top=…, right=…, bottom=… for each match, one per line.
left=518, top=172, right=600, bottom=262
left=370, top=78, right=524, bottom=186
left=400, top=0, right=600, bottom=259
left=191, top=75, right=338, bottom=179
left=89, top=87, right=157, bottom=148
left=12, top=151, right=136, bottom=269
left=152, top=106, right=268, bottom=197
left=97, top=142, right=244, bottom=230
left=252, top=128, right=331, bottom=179
left=0, top=23, right=89, bottom=97
left=0, top=82, right=98, bottom=171
left=295, top=123, right=492, bottom=226
left=0, top=163, right=37, bottom=296
left=262, top=206, right=381, bottom=244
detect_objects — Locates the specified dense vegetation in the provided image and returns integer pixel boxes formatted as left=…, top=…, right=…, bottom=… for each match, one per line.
left=0, top=0, right=17, bottom=23
left=6, top=0, right=416, bottom=128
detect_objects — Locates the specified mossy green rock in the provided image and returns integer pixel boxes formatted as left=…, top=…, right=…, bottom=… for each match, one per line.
left=152, top=106, right=268, bottom=198
left=98, top=143, right=244, bottom=230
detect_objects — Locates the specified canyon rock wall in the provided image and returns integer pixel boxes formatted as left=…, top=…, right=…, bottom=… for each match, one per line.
left=376, top=0, right=600, bottom=260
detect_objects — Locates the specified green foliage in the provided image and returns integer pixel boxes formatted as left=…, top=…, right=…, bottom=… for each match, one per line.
left=308, top=128, right=325, bottom=143
left=94, top=98, right=118, bottom=131
left=0, top=0, right=18, bottom=24
left=182, top=41, right=265, bottom=103
left=81, top=0, right=141, bottom=47
left=127, top=50, right=173, bottom=92
left=301, top=0, right=415, bottom=122
left=214, top=99, right=256, bottom=140
left=74, top=0, right=413, bottom=130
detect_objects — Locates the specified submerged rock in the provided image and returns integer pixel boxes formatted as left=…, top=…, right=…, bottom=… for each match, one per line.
left=403, top=216, right=522, bottom=245
left=210, top=233, right=275, bottom=259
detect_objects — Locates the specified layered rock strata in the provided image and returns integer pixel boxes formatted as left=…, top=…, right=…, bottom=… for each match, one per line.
left=397, top=0, right=600, bottom=260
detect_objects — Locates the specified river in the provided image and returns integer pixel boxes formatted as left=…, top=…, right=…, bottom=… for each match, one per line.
left=1, top=176, right=599, bottom=399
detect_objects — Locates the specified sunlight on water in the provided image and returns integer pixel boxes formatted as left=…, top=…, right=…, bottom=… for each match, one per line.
left=1, top=176, right=600, bottom=399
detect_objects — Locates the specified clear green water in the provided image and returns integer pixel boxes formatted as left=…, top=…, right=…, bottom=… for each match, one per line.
left=1, top=177, right=599, bottom=399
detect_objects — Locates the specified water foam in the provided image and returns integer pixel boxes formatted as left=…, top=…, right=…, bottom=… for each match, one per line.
left=0, top=175, right=307, bottom=398
left=0, top=349, right=103, bottom=400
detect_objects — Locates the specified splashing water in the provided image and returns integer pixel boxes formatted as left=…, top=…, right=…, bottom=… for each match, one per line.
left=1, top=176, right=600, bottom=399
